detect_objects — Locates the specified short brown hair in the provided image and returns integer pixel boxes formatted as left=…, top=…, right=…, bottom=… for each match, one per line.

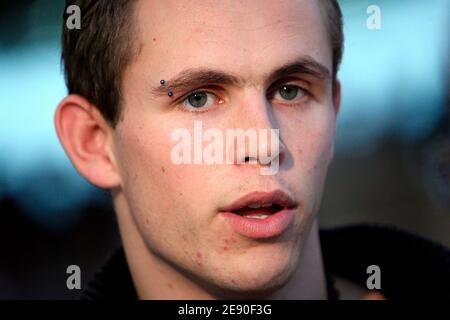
left=318, top=0, right=344, bottom=77
left=61, top=0, right=344, bottom=128
left=61, top=0, right=139, bottom=127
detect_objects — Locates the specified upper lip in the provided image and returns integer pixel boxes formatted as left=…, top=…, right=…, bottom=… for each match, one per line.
left=219, top=190, right=298, bottom=212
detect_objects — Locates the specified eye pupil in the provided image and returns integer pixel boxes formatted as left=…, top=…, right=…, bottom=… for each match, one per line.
left=188, top=92, right=208, bottom=108
left=279, top=85, right=298, bottom=100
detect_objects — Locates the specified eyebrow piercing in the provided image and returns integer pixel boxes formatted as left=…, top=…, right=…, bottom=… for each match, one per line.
left=160, top=79, right=173, bottom=97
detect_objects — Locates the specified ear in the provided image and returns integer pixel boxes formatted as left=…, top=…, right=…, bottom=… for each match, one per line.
left=54, top=95, right=121, bottom=189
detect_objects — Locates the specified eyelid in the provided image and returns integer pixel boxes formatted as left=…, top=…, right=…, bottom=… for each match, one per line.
left=176, top=88, right=224, bottom=113
left=270, top=75, right=310, bottom=90
left=176, top=85, right=224, bottom=101
left=172, top=81, right=311, bottom=112
left=268, top=83, right=311, bottom=101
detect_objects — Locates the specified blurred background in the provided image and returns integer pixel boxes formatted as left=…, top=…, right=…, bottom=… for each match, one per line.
left=0, top=0, right=449, bottom=299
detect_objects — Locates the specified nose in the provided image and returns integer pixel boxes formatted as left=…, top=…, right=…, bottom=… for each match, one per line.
left=227, top=90, right=286, bottom=175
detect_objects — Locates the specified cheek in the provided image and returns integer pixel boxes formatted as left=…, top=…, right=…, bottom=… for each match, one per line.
left=114, top=121, right=226, bottom=266
left=114, top=122, right=214, bottom=238
left=114, top=123, right=189, bottom=230
left=304, top=124, right=334, bottom=171
left=283, top=107, right=336, bottom=207
left=289, top=108, right=335, bottom=169
left=280, top=108, right=336, bottom=219
left=118, top=127, right=174, bottom=193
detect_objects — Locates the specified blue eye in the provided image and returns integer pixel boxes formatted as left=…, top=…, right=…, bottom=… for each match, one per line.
left=183, top=91, right=214, bottom=109
left=275, top=85, right=306, bottom=101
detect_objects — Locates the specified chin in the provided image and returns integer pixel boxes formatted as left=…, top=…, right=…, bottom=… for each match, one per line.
left=219, top=271, right=292, bottom=299
left=207, top=252, right=296, bottom=298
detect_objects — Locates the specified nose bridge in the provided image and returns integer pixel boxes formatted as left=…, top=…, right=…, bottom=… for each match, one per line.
left=237, top=88, right=273, bottom=130
left=227, top=88, right=286, bottom=171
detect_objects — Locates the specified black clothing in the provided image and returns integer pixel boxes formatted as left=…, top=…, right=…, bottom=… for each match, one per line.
left=80, top=224, right=450, bottom=300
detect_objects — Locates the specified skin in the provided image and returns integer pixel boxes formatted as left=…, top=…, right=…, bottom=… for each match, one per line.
left=55, top=0, right=343, bottom=299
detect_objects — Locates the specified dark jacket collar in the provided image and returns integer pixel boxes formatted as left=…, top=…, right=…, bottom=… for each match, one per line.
left=80, top=223, right=450, bottom=300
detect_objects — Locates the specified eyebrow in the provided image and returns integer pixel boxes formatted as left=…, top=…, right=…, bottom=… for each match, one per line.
left=149, top=55, right=331, bottom=98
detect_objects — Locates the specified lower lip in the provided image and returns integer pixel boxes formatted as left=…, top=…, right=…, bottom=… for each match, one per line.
left=221, top=209, right=295, bottom=239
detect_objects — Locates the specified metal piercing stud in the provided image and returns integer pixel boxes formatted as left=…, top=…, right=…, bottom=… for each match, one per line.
left=161, top=80, right=173, bottom=97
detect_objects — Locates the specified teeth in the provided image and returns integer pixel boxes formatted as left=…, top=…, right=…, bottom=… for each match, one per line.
left=245, top=214, right=270, bottom=219
left=247, top=203, right=272, bottom=209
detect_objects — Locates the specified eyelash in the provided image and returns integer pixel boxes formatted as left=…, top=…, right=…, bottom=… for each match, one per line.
left=175, top=84, right=311, bottom=113
left=177, top=89, right=224, bottom=113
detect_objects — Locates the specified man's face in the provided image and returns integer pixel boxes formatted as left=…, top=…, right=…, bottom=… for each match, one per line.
left=112, top=0, right=338, bottom=294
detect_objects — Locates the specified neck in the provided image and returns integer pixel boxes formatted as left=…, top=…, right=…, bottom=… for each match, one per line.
left=114, top=191, right=327, bottom=300
left=264, top=219, right=328, bottom=299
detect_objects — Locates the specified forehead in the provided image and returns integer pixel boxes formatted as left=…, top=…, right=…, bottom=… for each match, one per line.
left=132, top=0, right=331, bottom=84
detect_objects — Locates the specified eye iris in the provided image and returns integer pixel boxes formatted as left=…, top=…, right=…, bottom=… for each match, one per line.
left=188, top=92, right=208, bottom=108
left=279, top=85, right=298, bottom=100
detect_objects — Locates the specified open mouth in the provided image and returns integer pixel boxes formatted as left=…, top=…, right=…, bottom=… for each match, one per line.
left=220, top=190, right=298, bottom=238
left=220, top=190, right=298, bottom=220
left=231, top=203, right=284, bottom=219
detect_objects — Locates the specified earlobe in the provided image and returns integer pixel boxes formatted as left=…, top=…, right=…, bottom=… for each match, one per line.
left=54, top=95, right=121, bottom=189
